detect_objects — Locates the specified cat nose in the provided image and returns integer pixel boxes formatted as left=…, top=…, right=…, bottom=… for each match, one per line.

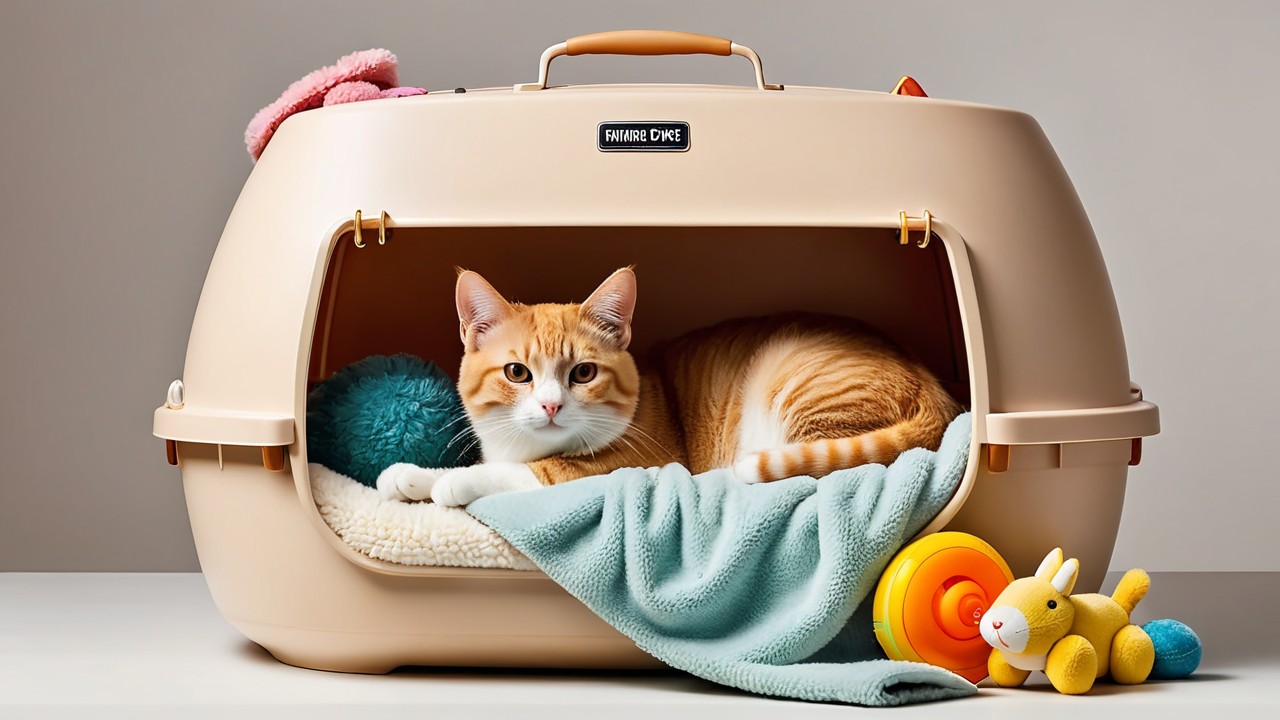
left=992, top=621, right=1003, bottom=630
left=541, top=402, right=561, bottom=419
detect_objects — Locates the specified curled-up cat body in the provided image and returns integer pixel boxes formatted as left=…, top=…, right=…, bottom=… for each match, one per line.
left=377, top=268, right=960, bottom=506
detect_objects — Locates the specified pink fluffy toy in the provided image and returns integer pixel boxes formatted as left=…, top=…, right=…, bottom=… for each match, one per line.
left=244, top=48, right=426, bottom=161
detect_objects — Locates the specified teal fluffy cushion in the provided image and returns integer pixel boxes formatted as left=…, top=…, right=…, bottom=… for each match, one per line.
left=306, top=354, right=479, bottom=487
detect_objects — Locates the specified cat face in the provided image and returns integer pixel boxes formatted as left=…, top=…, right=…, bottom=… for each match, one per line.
left=454, top=268, right=641, bottom=463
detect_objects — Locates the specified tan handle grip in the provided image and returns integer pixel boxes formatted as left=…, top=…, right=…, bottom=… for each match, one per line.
left=516, top=30, right=781, bottom=92
left=565, top=30, right=732, bottom=57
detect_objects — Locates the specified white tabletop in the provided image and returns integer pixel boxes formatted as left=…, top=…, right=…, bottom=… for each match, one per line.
left=1, top=572, right=1275, bottom=719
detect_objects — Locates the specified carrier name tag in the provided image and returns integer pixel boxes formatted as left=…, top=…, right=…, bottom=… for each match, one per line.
left=597, top=122, right=690, bottom=152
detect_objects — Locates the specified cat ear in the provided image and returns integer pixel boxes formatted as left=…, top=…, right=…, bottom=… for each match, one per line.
left=580, top=268, right=636, bottom=350
left=456, top=270, right=513, bottom=351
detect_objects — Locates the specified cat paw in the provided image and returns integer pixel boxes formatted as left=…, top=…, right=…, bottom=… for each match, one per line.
left=376, top=463, right=440, bottom=502
left=732, top=454, right=768, bottom=484
left=430, top=470, right=471, bottom=507
left=431, top=463, right=541, bottom=507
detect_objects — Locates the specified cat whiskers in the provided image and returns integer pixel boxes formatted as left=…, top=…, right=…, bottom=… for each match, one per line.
left=444, top=424, right=478, bottom=451
left=456, top=416, right=527, bottom=460
left=573, top=419, right=655, bottom=466
left=437, top=413, right=475, bottom=433
left=622, top=423, right=667, bottom=456
left=445, top=416, right=501, bottom=457
left=573, top=428, right=598, bottom=462
left=586, top=416, right=668, bottom=459
left=451, top=415, right=520, bottom=443
left=445, top=420, right=499, bottom=459
left=491, top=421, right=527, bottom=459
left=569, top=416, right=613, bottom=455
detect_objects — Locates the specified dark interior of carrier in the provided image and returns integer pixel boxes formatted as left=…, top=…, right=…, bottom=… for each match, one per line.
left=307, top=227, right=970, bottom=407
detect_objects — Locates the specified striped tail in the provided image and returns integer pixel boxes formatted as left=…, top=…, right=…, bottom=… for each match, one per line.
left=1111, top=568, right=1151, bottom=616
left=731, top=411, right=951, bottom=484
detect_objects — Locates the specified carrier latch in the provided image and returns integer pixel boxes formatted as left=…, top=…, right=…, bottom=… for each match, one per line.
left=155, top=380, right=294, bottom=473
left=985, top=440, right=1143, bottom=474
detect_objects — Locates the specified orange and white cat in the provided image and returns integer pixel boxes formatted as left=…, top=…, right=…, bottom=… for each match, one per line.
left=378, top=268, right=960, bottom=506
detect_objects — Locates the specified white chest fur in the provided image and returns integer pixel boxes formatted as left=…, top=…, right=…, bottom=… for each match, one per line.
left=736, top=336, right=804, bottom=455
left=1000, top=649, right=1048, bottom=672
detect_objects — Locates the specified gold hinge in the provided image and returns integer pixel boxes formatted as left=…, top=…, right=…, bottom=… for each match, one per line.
left=353, top=210, right=391, bottom=248
left=899, top=210, right=933, bottom=248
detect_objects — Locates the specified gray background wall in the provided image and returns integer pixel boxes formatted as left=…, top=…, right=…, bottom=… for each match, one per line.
left=1, top=0, right=1275, bottom=572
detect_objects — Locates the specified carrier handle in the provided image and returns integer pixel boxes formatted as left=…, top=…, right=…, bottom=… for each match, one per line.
left=568, top=30, right=732, bottom=56
left=515, top=30, right=782, bottom=92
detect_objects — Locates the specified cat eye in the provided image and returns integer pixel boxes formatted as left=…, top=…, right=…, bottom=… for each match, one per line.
left=1047, top=600, right=1057, bottom=610
left=503, top=363, right=532, bottom=383
left=570, top=362, right=598, bottom=384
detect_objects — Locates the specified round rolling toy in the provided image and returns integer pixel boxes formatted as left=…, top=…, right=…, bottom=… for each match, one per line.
left=873, top=532, right=1013, bottom=683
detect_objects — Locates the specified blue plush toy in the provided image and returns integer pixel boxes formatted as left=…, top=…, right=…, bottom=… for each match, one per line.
left=1142, top=619, right=1202, bottom=680
left=306, top=354, right=479, bottom=487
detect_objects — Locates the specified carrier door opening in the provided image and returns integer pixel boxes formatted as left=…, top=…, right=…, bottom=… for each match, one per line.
left=308, top=226, right=970, bottom=410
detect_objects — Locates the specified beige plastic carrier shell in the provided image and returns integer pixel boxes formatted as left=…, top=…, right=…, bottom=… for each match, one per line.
left=154, top=35, right=1158, bottom=673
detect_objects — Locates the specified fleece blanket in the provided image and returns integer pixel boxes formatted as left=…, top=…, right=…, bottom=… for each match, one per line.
left=467, top=413, right=976, bottom=707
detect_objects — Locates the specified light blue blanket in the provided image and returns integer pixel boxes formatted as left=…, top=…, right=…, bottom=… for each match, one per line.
left=468, top=413, right=976, bottom=706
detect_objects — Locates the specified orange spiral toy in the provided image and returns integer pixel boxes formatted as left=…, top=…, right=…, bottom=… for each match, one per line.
left=873, top=532, right=1013, bottom=683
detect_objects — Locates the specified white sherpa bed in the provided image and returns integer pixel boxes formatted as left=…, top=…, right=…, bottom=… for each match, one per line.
left=308, top=463, right=535, bottom=570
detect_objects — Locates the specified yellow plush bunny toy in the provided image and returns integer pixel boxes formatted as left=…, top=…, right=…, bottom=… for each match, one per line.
left=978, top=548, right=1155, bottom=694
